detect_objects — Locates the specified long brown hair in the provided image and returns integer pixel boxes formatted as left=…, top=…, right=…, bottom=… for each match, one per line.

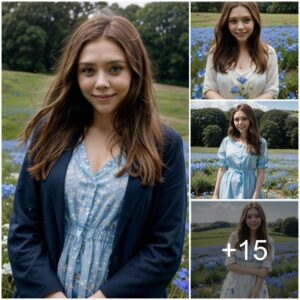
left=235, top=202, right=271, bottom=253
left=228, top=104, right=261, bottom=155
left=211, top=2, right=268, bottom=73
left=21, top=14, right=164, bottom=186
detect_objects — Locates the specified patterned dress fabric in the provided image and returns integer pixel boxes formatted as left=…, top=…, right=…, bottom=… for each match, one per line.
left=220, top=231, right=274, bottom=298
left=218, top=137, right=268, bottom=199
left=57, top=142, right=128, bottom=298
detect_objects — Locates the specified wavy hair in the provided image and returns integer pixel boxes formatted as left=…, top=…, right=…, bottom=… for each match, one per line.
left=228, top=103, right=261, bottom=155
left=235, top=202, right=271, bottom=254
left=211, top=2, right=268, bottom=73
left=21, top=14, right=164, bottom=186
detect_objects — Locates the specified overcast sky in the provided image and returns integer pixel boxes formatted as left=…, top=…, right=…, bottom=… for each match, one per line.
left=192, top=201, right=298, bottom=223
left=108, top=1, right=149, bottom=8
left=191, top=101, right=298, bottom=112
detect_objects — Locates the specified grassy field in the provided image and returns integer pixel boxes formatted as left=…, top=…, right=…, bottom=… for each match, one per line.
left=192, top=146, right=298, bottom=155
left=2, top=70, right=188, bottom=140
left=191, top=12, right=298, bottom=28
left=192, top=226, right=297, bottom=248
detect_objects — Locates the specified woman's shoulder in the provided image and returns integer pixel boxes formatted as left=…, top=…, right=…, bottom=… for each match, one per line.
left=229, top=231, right=238, bottom=241
left=161, top=125, right=183, bottom=148
left=259, top=137, right=268, bottom=145
left=266, top=44, right=276, bottom=55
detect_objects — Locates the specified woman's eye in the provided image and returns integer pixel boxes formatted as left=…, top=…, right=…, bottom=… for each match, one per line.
left=81, top=67, right=94, bottom=75
left=110, top=66, right=122, bottom=74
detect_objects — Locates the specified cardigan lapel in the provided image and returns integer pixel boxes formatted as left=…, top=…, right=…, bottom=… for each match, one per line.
left=112, top=175, right=144, bottom=250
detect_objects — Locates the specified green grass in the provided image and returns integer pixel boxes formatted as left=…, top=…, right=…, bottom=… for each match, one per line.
left=192, top=146, right=298, bottom=155
left=191, top=12, right=298, bottom=28
left=2, top=70, right=188, bottom=140
left=192, top=227, right=297, bottom=248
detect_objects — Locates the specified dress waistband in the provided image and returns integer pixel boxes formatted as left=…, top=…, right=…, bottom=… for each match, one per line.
left=228, top=168, right=255, bottom=174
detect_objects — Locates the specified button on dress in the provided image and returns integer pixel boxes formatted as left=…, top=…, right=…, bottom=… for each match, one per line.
left=57, top=142, right=128, bottom=298
left=218, top=137, right=268, bottom=199
left=220, top=231, right=274, bottom=298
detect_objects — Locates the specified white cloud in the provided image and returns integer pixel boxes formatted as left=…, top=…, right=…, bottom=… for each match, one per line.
left=191, top=101, right=269, bottom=111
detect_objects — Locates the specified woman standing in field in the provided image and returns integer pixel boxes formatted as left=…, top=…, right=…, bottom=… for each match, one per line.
left=220, top=202, right=274, bottom=298
left=7, top=13, right=186, bottom=298
left=203, top=2, right=279, bottom=99
left=213, top=104, right=268, bottom=199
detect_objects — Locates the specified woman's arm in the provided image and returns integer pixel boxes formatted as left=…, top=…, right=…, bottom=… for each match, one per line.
left=213, top=167, right=226, bottom=199
left=255, top=92, right=274, bottom=99
left=227, top=264, right=268, bottom=277
left=204, top=90, right=225, bottom=99
left=99, top=129, right=187, bottom=298
left=252, top=168, right=265, bottom=199
left=8, top=155, right=65, bottom=298
left=249, top=270, right=268, bottom=298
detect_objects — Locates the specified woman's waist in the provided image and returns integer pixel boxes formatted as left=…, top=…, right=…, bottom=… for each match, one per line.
left=226, top=167, right=256, bottom=173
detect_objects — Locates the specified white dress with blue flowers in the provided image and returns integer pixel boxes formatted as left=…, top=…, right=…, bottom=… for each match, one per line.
left=203, top=45, right=279, bottom=99
left=57, top=142, right=128, bottom=298
left=220, top=231, right=274, bottom=298
left=218, top=137, right=268, bottom=199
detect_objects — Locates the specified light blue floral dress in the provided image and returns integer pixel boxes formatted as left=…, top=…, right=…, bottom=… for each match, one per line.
left=57, top=142, right=128, bottom=298
left=218, top=137, right=268, bottom=199
left=220, top=231, right=274, bottom=298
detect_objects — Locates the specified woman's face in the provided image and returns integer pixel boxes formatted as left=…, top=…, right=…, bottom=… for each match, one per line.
left=77, top=37, right=132, bottom=121
left=245, top=207, right=262, bottom=232
left=233, top=110, right=250, bottom=135
left=228, top=5, right=254, bottom=44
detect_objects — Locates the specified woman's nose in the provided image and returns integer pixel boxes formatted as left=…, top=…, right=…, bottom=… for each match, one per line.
left=237, top=21, right=244, bottom=30
left=95, top=71, right=109, bottom=89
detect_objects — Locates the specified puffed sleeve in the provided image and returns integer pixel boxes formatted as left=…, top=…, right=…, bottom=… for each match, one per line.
left=218, top=137, right=228, bottom=168
left=203, top=53, right=219, bottom=97
left=257, top=138, right=268, bottom=169
left=224, top=231, right=237, bottom=266
left=100, top=128, right=187, bottom=297
left=263, top=45, right=279, bottom=99
left=261, top=236, right=274, bottom=271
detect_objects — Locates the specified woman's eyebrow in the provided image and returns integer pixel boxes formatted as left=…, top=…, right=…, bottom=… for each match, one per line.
left=78, top=60, right=127, bottom=65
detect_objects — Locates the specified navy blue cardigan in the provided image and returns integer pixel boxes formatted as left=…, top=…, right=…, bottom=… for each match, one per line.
left=8, top=127, right=187, bottom=298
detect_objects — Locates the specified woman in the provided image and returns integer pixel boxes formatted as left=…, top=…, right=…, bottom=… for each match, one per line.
left=213, top=104, right=268, bottom=199
left=7, top=13, right=187, bottom=298
left=220, top=202, right=274, bottom=298
left=203, top=2, right=279, bottom=99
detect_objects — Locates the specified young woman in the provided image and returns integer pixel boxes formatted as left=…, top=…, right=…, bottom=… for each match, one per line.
left=7, top=14, right=187, bottom=298
left=213, top=104, right=268, bottom=199
left=220, top=202, right=274, bottom=298
left=203, top=2, right=279, bottom=99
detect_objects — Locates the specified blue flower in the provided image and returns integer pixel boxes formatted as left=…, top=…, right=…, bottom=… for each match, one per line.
left=2, top=184, right=16, bottom=199
left=288, top=92, right=296, bottom=99
left=197, top=69, right=205, bottom=78
left=237, top=76, right=247, bottom=84
left=288, top=183, right=296, bottom=192
left=277, top=183, right=282, bottom=189
left=230, top=86, right=240, bottom=94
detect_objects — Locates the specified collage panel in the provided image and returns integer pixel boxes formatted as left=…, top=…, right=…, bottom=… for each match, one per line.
left=191, top=101, right=298, bottom=200
left=191, top=201, right=298, bottom=298
left=191, top=1, right=298, bottom=100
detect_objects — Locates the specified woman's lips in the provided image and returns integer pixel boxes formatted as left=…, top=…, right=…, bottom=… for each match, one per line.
left=92, top=94, right=115, bottom=100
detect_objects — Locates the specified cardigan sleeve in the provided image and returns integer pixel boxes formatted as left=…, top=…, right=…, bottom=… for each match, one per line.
left=7, top=154, right=65, bottom=298
left=263, top=45, right=279, bottom=99
left=203, top=53, right=219, bottom=97
left=100, top=129, right=187, bottom=298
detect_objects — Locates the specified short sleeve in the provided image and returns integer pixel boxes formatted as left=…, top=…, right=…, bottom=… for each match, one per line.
left=224, top=232, right=237, bottom=266
left=257, top=138, right=268, bottom=169
left=261, top=236, right=274, bottom=271
left=263, top=46, right=279, bottom=99
left=203, top=53, right=219, bottom=97
left=218, top=137, right=228, bottom=168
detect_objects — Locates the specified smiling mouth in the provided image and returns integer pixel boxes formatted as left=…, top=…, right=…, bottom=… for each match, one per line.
left=92, top=94, right=116, bottom=100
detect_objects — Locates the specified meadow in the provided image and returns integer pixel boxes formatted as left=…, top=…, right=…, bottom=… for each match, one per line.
left=2, top=70, right=189, bottom=298
left=191, top=13, right=298, bottom=99
left=191, top=227, right=298, bottom=298
left=191, top=148, right=298, bottom=199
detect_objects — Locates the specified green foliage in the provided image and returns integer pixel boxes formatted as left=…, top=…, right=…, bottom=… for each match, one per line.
left=2, top=2, right=188, bottom=86
left=202, top=125, right=223, bottom=147
left=282, top=217, right=298, bottom=237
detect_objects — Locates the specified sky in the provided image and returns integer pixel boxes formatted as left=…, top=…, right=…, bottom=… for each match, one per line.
left=192, top=201, right=298, bottom=223
left=191, top=100, right=298, bottom=112
left=107, top=1, right=149, bottom=8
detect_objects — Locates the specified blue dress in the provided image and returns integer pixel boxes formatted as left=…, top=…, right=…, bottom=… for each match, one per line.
left=57, top=142, right=128, bottom=298
left=218, top=137, right=268, bottom=199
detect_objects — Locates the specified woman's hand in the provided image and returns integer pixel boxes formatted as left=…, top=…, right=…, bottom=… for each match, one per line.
left=212, top=192, right=219, bottom=199
left=45, top=292, right=66, bottom=298
left=249, top=289, right=259, bottom=298
left=255, top=268, right=268, bottom=278
left=252, top=192, right=260, bottom=199
left=89, top=290, right=106, bottom=298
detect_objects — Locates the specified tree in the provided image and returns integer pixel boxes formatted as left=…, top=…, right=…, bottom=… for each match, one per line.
left=259, top=121, right=281, bottom=148
left=285, top=115, right=298, bottom=149
left=135, top=2, right=188, bottom=86
left=272, top=218, right=283, bottom=233
left=191, top=108, right=227, bottom=146
left=282, top=217, right=298, bottom=237
left=202, top=125, right=223, bottom=147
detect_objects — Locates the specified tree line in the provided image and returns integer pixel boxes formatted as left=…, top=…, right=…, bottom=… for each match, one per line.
left=191, top=108, right=298, bottom=149
left=2, top=2, right=188, bottom=86
left=191, top=2, right=298, bottom=14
